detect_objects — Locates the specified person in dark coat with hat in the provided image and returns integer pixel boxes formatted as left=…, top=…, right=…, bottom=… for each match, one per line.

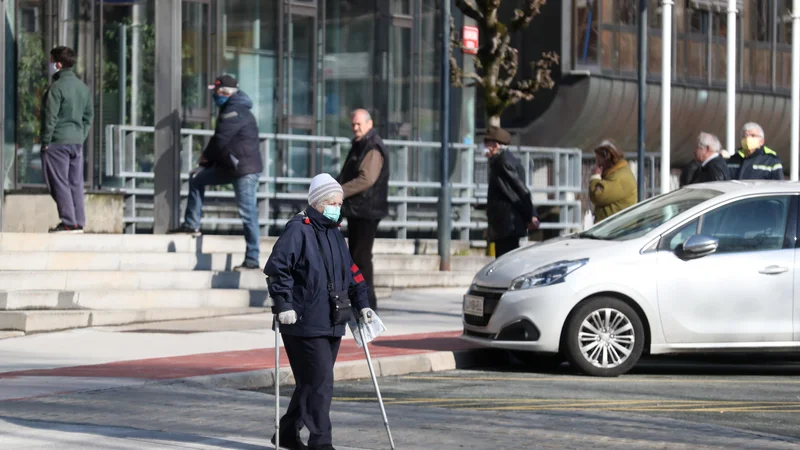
left=170, top=75, right=263, bottom=271
left=265, top=173, right=374, bottom=450
left=483, top=126, right=539, bottom=258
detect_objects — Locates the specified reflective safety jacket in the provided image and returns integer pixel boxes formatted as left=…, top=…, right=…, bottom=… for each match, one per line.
left=727, top=146, right=784, bottom=181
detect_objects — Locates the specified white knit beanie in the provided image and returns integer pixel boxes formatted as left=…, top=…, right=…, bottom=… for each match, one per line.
left=308, top=173, right=343, bottom=206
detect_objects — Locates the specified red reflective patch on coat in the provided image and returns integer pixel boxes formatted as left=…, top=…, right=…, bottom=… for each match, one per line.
left=354, top=274, right=365, bottom=284
left=351, top=264, right=359, bottom=273
left=303, top=218, right=310, bottom=224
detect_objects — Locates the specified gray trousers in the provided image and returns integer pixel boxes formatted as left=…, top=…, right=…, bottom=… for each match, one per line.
left=42, top=144, right=86, bottom=228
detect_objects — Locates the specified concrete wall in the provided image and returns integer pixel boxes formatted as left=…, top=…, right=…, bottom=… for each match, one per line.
left=2, top=192, right=124, bottom=233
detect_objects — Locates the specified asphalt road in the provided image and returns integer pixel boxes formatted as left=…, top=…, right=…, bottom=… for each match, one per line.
left=331, top=354, right=800, bottom=445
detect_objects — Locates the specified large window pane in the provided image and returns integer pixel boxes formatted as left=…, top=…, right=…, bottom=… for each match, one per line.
left=4, top=0, right=16, bottom=188
left=418, top=0, right=438, bottom=141
left=324, top=0, right=374, bottom=138
left=182, top=2, right=209, bottom=112
left=289, top=15, right=314, bottom=117
left=220, top=0, right=278, bottom=134
left=101, top=1, right=156, bottom=185
left=388, top=26, right=411, bottom=139
left=574, top=0, right=599, bottom=66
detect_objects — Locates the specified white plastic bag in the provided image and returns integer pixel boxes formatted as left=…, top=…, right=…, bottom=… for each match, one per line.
left=348, top=314, right=387, bottom=348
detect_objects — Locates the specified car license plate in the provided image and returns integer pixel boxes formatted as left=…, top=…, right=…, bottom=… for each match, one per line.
left=463, top=295, right=484, bottom=317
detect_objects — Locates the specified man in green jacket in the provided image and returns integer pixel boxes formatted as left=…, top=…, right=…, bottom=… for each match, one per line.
left=40, top=46, right=93, bottom=233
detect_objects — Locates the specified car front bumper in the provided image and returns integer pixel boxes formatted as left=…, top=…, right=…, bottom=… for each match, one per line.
left=461, top=283, right=578, bottom=353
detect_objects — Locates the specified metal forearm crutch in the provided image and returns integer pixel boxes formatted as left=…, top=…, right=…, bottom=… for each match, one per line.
left=274, top=316, right=281, bottom=450
left=357, top=314, right=396, bottom=449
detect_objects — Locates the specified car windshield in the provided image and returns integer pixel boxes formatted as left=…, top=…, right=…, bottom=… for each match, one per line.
left=580, top=188, right=723, bottom=241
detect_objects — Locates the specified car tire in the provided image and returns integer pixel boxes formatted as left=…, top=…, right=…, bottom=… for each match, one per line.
left=564, top=297, right=645, bottom=377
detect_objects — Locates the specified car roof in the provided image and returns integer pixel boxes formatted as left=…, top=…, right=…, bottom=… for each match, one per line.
left=683, top=180, right=800, bottom=195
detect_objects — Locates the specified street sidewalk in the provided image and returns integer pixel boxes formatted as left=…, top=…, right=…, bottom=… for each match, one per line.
left=0, top=288, right=488, bottom=401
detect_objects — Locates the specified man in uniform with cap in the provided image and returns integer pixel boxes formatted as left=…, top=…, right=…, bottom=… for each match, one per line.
left=483, top=126, right=539, bottom=258
left=171, top=75, right=264, bottom=271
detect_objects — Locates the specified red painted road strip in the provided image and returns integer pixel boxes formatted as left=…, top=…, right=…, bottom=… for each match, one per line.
left=0, top=331, right=475, bottom=381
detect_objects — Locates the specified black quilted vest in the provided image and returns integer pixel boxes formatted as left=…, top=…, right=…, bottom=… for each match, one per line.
left=339, top=129, right=390, bottom=220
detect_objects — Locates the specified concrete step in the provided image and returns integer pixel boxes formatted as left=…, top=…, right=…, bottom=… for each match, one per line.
left=0, top=307, right=266, bottom=333
left=0, top=252, right=492, bottom=273
left=0, top=233, right=486, bottom=256
left=0, top=289, right=267, bottom=310
left=0, top=287, right=393, bottom=311
left=0, top=270, right=473, bottom=291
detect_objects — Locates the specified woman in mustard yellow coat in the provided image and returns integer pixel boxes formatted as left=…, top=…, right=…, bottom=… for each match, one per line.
left=589, top=140, right=638, bottom=223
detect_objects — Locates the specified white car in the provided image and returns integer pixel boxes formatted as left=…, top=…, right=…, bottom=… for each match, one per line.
left=462, top=180, right=800, bottom=377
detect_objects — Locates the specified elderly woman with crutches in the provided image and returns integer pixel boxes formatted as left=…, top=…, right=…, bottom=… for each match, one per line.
left=265, top=173, right=375, bottom=450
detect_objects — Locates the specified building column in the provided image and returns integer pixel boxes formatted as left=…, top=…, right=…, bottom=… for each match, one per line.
left=153, top=0, right=182, bottom=233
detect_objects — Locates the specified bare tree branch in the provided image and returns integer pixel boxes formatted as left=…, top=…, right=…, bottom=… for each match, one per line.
left=510, top=0, right=547, bottom=32
left=508, top=52, right=559, bottom=102
left=455, top=0, right=484, bottom=22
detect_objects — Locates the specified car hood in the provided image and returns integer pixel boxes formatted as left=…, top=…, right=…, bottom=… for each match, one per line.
left=472, top=237, right=626, bottom=289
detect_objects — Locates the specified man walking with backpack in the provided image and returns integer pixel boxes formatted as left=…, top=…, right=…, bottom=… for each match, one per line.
left=40, top=46, right=94, bottom=233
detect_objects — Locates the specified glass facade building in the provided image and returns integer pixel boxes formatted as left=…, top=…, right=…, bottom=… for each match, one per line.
left=0, top=0, right=448, bottom=193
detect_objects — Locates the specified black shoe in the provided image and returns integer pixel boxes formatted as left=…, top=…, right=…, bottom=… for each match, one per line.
left=168, top=224, right=201, bottom=237
left=271, top=433, right=308, bottom=450
left=48, top=223, right=84, bottom=234
left=233, top=260, right=261, bottom=271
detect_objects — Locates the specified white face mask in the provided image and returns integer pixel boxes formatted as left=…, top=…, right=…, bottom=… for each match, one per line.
left=49, top=62, right=60, bottom=76
left=481, top=147, right=491, bottom=157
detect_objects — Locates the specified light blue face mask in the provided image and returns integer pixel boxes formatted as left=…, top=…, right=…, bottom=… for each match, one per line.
left=323, top=205, right=341, bottom=222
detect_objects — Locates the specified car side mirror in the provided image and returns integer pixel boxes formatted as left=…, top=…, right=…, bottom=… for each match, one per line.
left=679, top=235, right=719, bottom=260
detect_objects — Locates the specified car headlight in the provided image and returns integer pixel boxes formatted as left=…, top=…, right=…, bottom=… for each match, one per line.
left=508, top=258, right=589, bottom=291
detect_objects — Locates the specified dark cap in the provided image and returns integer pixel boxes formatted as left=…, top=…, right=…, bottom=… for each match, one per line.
left=484, top=126, right=511, bottom=145
left=208, top=75, right=238, bottom=90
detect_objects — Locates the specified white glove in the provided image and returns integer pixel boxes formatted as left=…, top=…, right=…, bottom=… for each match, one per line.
left=360, top=308, right=374, bottom=324
left=278, top=310, right=297, bottom=325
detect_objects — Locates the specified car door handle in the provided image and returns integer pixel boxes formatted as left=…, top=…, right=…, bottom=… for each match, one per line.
left=759, top=265, right=789, bottom=275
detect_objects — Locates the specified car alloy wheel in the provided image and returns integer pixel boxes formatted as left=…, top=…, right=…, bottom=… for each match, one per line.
left=564, top=296, right=645, bottom=377
left=578, top=308, right=635, bottom=369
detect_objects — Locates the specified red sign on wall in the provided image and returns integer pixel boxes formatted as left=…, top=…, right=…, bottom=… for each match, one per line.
left=462, top=26, right=479, bottom=55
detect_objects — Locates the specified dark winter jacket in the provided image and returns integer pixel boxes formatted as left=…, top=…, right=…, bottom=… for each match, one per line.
left=486, top=149, right=538, bottom=241
left=727, top=146, right=783, bottom=180
left=265, top=207, right=370, bottom=338
left=339, top=129, right=390, bottom=220
left=40, top=68, right=93, bottom=145
left=679, top=160, right=701, bottom=187
left=688, top=155, right=731, bottom=184
left=202, top=91, right=263, bottom=177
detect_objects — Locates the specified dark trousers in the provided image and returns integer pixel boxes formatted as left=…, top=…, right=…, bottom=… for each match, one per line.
left=494, top=237, right=521, bottom=258
left=347, top=217, right=380, bottom=310
left=41, top=144, right=86, bottom=228
left=280, top=335, right=342, bottom=447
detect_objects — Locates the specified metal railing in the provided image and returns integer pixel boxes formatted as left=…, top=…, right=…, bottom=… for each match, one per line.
left=104, top=125, right=584, bottom=238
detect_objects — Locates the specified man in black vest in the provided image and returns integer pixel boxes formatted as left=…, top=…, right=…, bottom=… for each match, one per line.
left=337, top=109, right=390, bottom=311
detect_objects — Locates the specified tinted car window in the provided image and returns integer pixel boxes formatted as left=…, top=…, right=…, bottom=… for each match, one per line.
left=582, top=188, right=722, bottom=241
left=659, top=219, right=699, bottom=251
left=699, top=196, right=790, bottom=253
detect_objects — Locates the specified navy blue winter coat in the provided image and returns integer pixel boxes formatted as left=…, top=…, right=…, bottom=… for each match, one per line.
left=202, top=91, right=263, bottom=177
left=265, top=207, right=371, bottom=337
